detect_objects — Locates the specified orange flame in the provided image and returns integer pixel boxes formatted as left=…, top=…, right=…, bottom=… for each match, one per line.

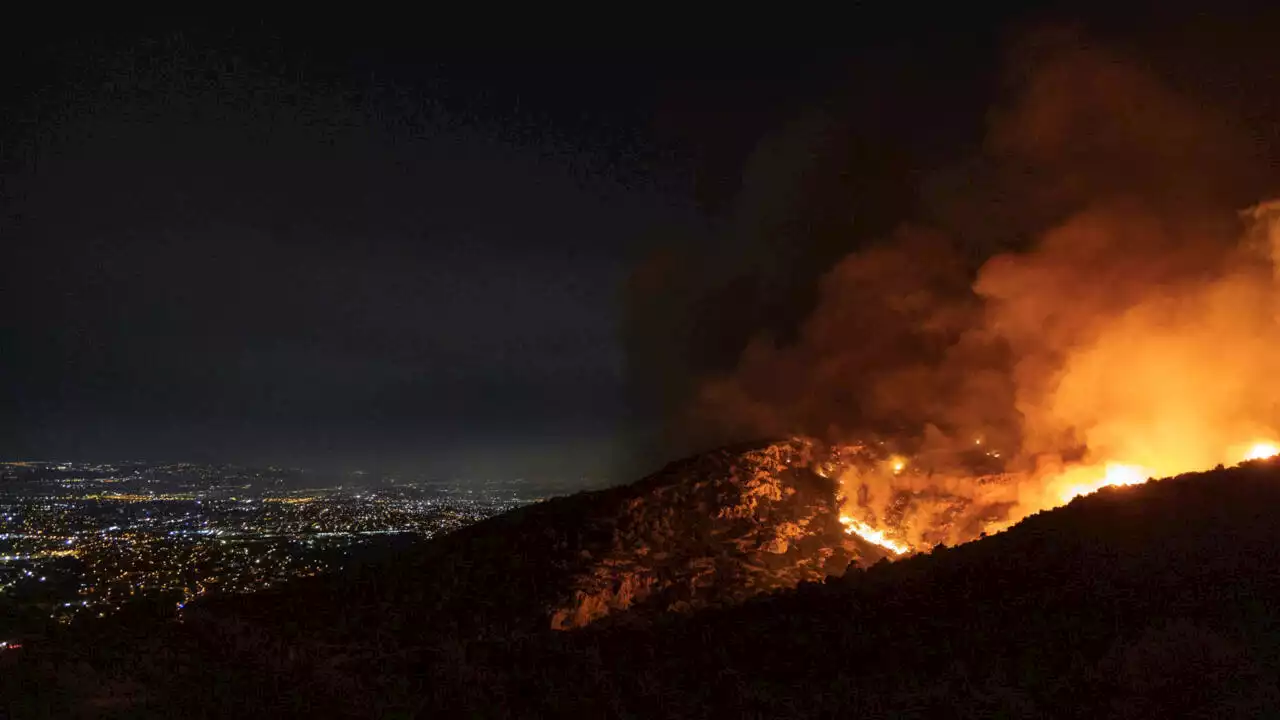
left=1049, top=439, right=1280, bottom=505
left=835, top=434, right=1280, bottom=559
left=1242, top=442, right=1280, bottom=461
left=1054, top=463, right=1150, bottom=504
left=839, top=515, right=911, bottom=555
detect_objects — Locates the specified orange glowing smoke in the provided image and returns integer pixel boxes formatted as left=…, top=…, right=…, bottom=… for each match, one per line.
left=697, top=45, right=1280, bottom=559
left=827, top=202, right=1280, bottom=552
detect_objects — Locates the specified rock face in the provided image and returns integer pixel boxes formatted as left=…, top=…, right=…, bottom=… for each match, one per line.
left=176, top=435, right=887, bottom=718
left=545, top=438, right=864, bottom=628
left=190, top=438, right=874, bottom=644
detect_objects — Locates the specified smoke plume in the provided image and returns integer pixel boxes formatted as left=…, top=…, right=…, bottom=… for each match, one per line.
left=688, top=32, right=1280, bottom=545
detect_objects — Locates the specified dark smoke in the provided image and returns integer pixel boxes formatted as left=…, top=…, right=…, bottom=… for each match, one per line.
left=621, top=109, right=916, bottom=463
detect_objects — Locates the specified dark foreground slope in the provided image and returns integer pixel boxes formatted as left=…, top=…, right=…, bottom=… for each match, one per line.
left=3, top=440, right=871, bottom=717
left=8, top=456, right=1280, bottom=717
left=497, top=458, right=1280, bottom=718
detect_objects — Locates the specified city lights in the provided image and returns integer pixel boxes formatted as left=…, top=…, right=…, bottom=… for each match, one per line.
left=0, top=461, right=529, bottom=635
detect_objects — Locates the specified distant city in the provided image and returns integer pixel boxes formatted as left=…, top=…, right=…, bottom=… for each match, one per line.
left=0, top=461, right=600, bottom=645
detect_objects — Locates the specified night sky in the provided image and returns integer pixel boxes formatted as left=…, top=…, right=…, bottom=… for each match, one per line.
left=3, top=10, right=1275, bottom=483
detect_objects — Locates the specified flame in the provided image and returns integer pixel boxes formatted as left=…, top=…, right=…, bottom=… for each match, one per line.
left=1049, top=439, right=1280, bottom=505
left=1054, top=463, right=1150, bottom=504
left=833, top=435, right=1280, bottom=559
left=820, top=201, right=1280, bottom=560
left=1242, top=442, right=1280, bottom=461
left=839, top=515, right=911, bottom=555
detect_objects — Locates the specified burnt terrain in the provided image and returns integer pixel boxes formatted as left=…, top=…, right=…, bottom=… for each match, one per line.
left=6, top=447, right=1280, bottom=717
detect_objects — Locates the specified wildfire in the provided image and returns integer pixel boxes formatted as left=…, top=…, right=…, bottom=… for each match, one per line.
left=1243, top=442, right=1280, bottom=461
left=1056, top=463, right=1151, bottom=504
left=833, top=433, right=1280, bottom=560
left=839, top=515, right=910, bottom=555
left=1053, top=440, right=1280, bottom=504
left=820, top=196, right=1280, bottom=563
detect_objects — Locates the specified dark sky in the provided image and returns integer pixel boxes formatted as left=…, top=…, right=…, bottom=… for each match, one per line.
left=3, top=10, right=1269, bottom=482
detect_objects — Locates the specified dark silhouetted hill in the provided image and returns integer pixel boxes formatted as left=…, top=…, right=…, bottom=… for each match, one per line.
left=7, top=451, right=1280, bottom=717
left=190, top=438, right=868, bottom=636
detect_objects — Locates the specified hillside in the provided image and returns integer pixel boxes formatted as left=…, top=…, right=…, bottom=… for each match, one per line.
left=6, top=451, right=1280, bottom=717
left=463, top=457, right=1280, bottom=717
left=353, top=456, right=1280, bottom=717
left=189, top=438, right=872, bottom=639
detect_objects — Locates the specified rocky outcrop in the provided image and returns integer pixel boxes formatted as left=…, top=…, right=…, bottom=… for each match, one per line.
left=186, top=437, right=885, bottom=671
left=70, top=438, right=959, bottom=713
left=543, top=438, right=869, bottom=628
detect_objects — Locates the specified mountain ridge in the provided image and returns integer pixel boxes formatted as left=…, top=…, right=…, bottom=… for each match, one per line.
left=189, top=437, right=876, bottom=639
left=7, top=446, right=1280, bottom=717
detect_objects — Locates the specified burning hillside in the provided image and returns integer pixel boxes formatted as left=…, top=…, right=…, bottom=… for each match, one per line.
left=684, top=38, right=1280, bottom=555
left=829, top=431, right=1280, bottom=557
